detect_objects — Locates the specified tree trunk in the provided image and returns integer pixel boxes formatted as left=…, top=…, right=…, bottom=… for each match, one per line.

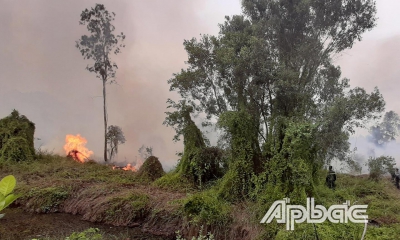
left=103, top=79, right=108, bottom=162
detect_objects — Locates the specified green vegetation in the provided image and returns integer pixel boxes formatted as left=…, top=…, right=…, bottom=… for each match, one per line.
left=0, top=110, right=35, bottom=162
left=64, top=228, right=102, bottom=240
left=31, top=228, right=102, bottom=240
left=105, top=192, right=150, bottom=223
left=3, top=0, right=400, bottom=239
left=0, top=148, right=399, bottom=239
left=24, top=186, right=70, bottom=213
left=0, top=175, right=19, bottom=218
left=158, top=2, right=392, bottom=239
left=153, top=171, right=195, bottom=192
left=183, top=189, right=231, bottom=226
left=163, top=100, right=228, bottom=188
left=367, top=156, right=396, bottom=181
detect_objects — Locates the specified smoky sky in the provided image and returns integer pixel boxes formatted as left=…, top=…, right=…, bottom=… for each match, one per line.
left=0, top=0, right=241, bottom=169
left=0, top=0, right=399, bottom=170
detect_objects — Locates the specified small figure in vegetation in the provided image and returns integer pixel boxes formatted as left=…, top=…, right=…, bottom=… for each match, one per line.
left=395, top=168, right=400, bottom=189
left=326, top=166, right=336, bottom=190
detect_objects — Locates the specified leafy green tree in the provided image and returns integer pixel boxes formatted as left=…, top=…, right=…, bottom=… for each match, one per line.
left=369, top=111, right=400, bottom=146
left=106, top=125, right=126, bottom=161
left=164, top=100, right=207, bottom=179
left=366, top=156, right=395, bottom=181
left=76, top=4, right=125, bottom=162
left=166, top=0, right=384, bottom=200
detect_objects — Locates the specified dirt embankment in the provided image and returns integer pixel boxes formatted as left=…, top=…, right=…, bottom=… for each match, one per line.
left=13, top=180, right=259, bottom=240
left=2, top=156, right=261, bottom=240
left=14, top=181, right=184, bottom=239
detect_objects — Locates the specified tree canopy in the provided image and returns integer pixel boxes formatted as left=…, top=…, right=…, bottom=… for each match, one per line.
left=369, top=111, right=400, bottom=146
left=106, top=125, right=126, bottom=161
left=165, top=0, right=384, bottom=200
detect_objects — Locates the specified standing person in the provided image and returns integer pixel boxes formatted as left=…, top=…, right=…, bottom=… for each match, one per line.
left=395, top=168, right=400, bottom=189
left=326, top=166, right=337, bottom=190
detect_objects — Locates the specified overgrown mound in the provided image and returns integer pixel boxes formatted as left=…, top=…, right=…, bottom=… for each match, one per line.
left=0, top=110, right=35, bottom=162
left=138, top=156, right=165, bottom=181
left=190, top=147, right=226, bottom=187
left=0, top=137, right=34, bottom=162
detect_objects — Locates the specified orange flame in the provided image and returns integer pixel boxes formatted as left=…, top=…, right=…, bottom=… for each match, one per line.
left=122, top=163, right=137, bottom=172
left=111, top=163, right=137, bottom=172
left=64, top=134, right=93, bottom=163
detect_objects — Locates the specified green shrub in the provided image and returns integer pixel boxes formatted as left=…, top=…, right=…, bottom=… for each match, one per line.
left=366, top=156, right=395, bottom=181
left=0, top=137, right=34, bottom=162
left=105, top=192, right=150, bottom=223
left=65, top=228, right=102, bottom=240
left=190, top=147, right=227, bottom=188
left=0, top=110, right=35, bottom=161
left=183, top=190, right=231, bottom=225
left=217, top=110, right=260, bottom=200
left=153, top=171, right=194, bottom=192
left=24, top=186, right=70, bottom=213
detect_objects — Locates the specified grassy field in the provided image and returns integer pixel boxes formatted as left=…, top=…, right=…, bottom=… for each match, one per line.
left=1, top=152, right=400, bottom=239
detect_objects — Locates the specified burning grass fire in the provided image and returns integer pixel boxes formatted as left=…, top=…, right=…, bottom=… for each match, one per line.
left=112, top=163, right=137, bottom=172
left=64, top=134, right=138, bottom=171
left=64, top=134, right=93, bottom=163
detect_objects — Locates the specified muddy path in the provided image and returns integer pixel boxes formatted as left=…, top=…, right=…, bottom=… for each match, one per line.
left=0, top=207, right=165, bottom=240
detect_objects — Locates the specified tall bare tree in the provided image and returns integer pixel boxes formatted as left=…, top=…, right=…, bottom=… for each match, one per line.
left=76, top=4, right=125, bottom=162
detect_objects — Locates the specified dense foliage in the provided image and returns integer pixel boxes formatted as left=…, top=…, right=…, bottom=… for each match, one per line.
left=165, top=0, right=384, bottom=201
left=369, top=111, right=400, bottom=146
left=366, top=156, right=396, bottom=181
left=0, top=110, right=35, bottom=162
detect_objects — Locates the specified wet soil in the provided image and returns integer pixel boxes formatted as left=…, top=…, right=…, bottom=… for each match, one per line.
left=0, top=207, right=164, bottom=240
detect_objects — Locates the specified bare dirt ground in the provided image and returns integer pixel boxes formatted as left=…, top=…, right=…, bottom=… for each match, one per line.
left=0, top=207, right=165, bottom=240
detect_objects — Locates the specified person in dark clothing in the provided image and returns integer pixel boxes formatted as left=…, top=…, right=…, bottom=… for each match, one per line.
left=395, top=168, right=400, bottom=189
left=326, top=166, right=337, bottom=190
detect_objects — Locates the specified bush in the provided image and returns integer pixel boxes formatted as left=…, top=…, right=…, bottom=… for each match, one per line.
left=137, top=156, right=165, bottom=181
left=366, top=156, right=395, bottom=181
left=105, top=192, right=150, bottom=222
left=0, top=137, right=34, bottom=162
left=183, top=190, right=231, bottom=225
left=0, top=110, right=35, bottom=161
left=190, top=147, right=227, bottom=188
left=153, top=171, right=194, bottom=192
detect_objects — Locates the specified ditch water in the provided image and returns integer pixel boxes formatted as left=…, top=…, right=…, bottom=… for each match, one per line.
left=0, top=208, right=165, bottom=240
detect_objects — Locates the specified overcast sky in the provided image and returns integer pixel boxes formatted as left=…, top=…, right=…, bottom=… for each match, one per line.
left=0, top=0, right=399, bottom=169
